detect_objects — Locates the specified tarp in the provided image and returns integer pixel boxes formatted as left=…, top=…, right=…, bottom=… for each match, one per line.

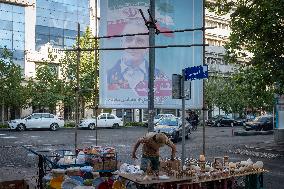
left=99, top=0, right=203, bottom=109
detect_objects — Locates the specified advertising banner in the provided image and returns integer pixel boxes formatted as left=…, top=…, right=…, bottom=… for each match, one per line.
left=99, top=0, right=203, bottom=109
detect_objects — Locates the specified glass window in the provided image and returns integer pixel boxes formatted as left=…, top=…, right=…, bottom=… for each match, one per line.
left=36, top=25, right=50, bottom=35
left=13, top=40, right=24, bottom=50
left=64, top=29, right=77, bottom=38
left=49, top=114, right=54, bottom=118
left=0, top=4, right=12, bottom=12
left=31, top=114, right=42, bottom=119
left=36, top=34, right=49, bottom=50
left=36, top=16, right=49, bottom=26
left=50, top=35, right=63, bottom=47
left=12, top=6, right=24, bottom=14
left=107, top=115, right=115, bottom=119
left=63, top=20, right=77, bottom=30
left=64, top=37, right=75, bottom=47
left=0, top=39, right=12, bottom=49
left=50, top=27, right=63, bottom=37
left=13, top=31, right=25, bottom=41
left=13, top=50, right=24, bottom=60
left=42, top=113, right=50, bottom=118
left=0, top=20, right=12, bottom=30
left=13, top=13, right=25, bottom=23
left=0, top=30, right=12, bottom=40
left=0, top=10, right=13, bottom=21
left=37, top=0, right=49, bottom=8
left=13, top=22, right=25, bottom=32
left=100, top=115, right=106, bottom=119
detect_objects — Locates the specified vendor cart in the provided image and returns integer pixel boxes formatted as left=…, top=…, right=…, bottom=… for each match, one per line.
left=22, top=145, right=118, bottom=189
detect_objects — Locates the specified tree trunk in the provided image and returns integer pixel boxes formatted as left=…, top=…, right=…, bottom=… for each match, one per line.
left=1, top=99, right=4, bottom=125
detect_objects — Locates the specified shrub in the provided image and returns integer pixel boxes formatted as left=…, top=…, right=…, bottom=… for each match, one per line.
left=0, top=124, right=8, bottom=128
left=125, top=122, right=146, bottom=127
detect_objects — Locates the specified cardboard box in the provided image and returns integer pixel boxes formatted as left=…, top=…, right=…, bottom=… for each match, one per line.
left=160, top=160, right=181, bottom=171
left=0, top=180, right=29, bottom=189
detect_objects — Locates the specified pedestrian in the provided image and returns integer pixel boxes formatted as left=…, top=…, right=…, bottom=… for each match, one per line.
left=131, top=132, right=176, bottom=172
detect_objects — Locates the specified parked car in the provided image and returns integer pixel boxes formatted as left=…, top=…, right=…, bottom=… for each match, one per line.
left=244, top=115, right=273, bottom=131
left=79, top=113, right=123, bottom=129
left=234, top=117, right=246, bottom=126
left=206, top=115, right=235, bottom=127
left=8, top=113, right=64, bottom=131
left=154, top=117, right=191, bottom=143
left=154, top=114, right=175, bottom=124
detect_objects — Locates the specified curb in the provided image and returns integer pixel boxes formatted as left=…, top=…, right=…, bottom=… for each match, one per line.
left=234, top=130, right=273, bottom=136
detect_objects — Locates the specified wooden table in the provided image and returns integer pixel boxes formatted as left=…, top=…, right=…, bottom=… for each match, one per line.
left=118, top=170, right=267, bottom=189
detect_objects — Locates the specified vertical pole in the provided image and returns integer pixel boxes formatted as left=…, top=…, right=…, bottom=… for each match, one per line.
left=75, top=23, right=80, bottom=153
left=202, top=0, right=206, bottom=155
left=94, top=0, right=98, bottom=146
left=148, top=0, right=155, bottom=132
left=181, top=70, right=186, bottom=167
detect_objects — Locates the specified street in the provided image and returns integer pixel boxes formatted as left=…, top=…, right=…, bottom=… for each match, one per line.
left=0, top=126, right=283, bottom=188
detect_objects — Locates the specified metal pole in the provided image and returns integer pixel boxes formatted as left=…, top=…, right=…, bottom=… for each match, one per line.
left=202, top=0, right=206, bottom=156
left=94, top=0, right=98, bottom=146
left=181, top=69, right=186, bottom=167
left=148, top=0, right=155, bottom=132
left=75, top=23, right=80, bottom=153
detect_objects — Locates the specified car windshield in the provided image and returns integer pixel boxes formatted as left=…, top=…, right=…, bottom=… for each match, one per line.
left=254, top=116, right=269, bottom=122
left=158, top=118, right=178, bottom=126
left=154, top=115, right=163, bottom=119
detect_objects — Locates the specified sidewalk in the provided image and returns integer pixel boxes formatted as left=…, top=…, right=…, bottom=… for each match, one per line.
left=245, top=140, right=284, bottom=155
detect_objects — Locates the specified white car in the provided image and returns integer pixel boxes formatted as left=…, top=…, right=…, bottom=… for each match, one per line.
left=154, top=114, right=175, bottom=124
left=79, top=113, right=123, bottom=129
left=8, top=113, right=64, bottom=131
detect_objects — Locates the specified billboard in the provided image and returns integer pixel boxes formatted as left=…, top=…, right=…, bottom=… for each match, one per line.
left=99, top=0, right=203, bottom=109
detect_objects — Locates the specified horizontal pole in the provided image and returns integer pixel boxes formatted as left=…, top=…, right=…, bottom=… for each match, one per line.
left=90, top=27, right=216, bottom=39
left=60, top=44, right=209, bottom=52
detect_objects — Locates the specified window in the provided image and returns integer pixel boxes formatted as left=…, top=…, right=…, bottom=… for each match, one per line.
left=107, top=115, right=115, bottom=119
left=49, top=114, right=54, bottom=118
left=32, top=114, right=42, bottom=119
left=100, top=115, right=107, bottom=119
left=42, top=114, right=50, bottom=118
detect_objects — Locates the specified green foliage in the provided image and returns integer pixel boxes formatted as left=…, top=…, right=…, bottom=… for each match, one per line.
left=60, top=27, right=99, bottom=111
left=207, top=0, right=284, bottom=95
left=125, top=122, right=146, bottom=127
left=0, top=124, right=8, bottom=128
left=27, top=55, right=64, bottom=112
left=0, top=48, right=29, bottom=110
left=64, top=122, right=76, bottom=128
left=205, top=73, right=274, bottom=114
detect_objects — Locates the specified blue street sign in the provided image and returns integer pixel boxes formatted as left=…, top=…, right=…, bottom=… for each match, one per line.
left=184, top=65, right=208, bottom=81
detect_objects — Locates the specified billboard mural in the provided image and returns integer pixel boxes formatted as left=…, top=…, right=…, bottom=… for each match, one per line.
left=99, top=0, right=203, bottom=109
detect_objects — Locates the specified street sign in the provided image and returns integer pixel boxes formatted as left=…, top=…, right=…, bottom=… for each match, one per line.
left=184, top=65, right=208, bottom=81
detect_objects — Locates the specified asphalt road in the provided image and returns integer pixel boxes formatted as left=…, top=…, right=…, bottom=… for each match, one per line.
left=0, top=126, right=283, bottom=188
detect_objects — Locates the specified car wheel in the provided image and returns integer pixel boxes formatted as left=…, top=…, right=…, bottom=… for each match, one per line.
left=88, top=123, right=96, bottom=130
left=185, top=131, right=190, bottom=139
left=17, top=124, right=25, bottom=131
left=112, top=123, right=119, bottom=129
left=50, top=123, right=59, bottom=131
left=173, top=132, right=179, bottom=143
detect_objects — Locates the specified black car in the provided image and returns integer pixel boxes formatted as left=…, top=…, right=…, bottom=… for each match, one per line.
left=244, top=116, right=273, bottom=131
left=206, top=115, right=235, bottom=127
left=154, top=117, right=191, bottom=143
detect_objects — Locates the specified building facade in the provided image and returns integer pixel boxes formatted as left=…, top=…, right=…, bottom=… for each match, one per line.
left=0, top=0, right=96, bottom=120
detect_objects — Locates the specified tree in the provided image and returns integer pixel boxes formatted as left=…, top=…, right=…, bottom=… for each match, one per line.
left=0, top=48, right=29, bottom=122
left=27, top=56, right=64, bottom=113
left=206, top=0, right=284, bottom=95
left=60, top=27, right=98, bottom=118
